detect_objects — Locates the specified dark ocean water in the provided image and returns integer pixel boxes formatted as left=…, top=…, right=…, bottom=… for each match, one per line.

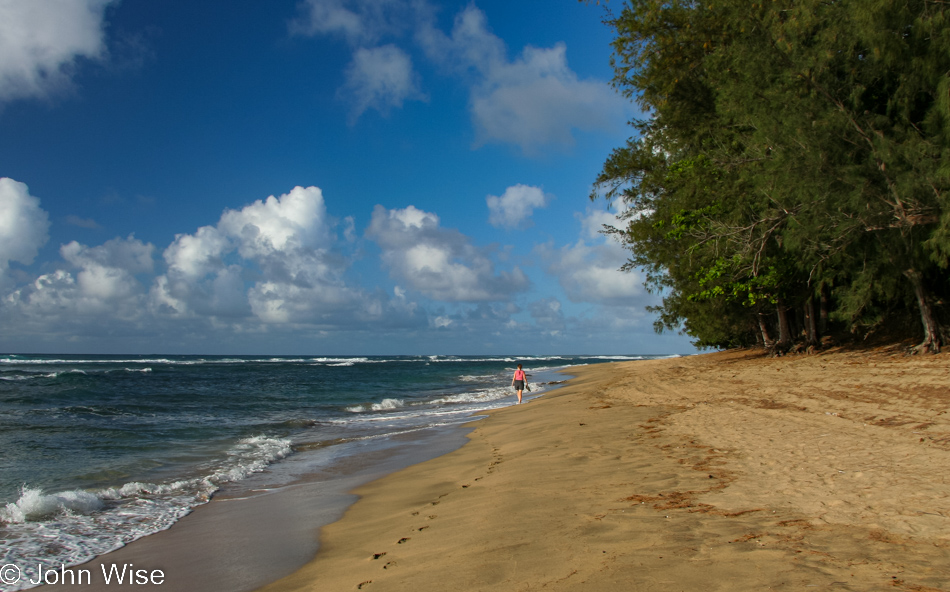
left=0, top=353, right=674, bottom=590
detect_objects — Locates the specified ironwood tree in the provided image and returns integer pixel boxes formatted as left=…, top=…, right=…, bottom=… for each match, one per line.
left=592, top=0, right=950, bottom=352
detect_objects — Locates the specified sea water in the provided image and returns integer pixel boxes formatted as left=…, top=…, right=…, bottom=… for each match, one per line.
left=0, top=354, right=669, bottom=590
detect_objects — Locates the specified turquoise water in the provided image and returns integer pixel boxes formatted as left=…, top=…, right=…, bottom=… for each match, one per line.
left=0, top=354, right=668, bottom=590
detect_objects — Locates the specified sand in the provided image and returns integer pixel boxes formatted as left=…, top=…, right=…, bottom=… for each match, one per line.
left=258, top=348, right=950, bottom=592
left=38, top=424, right=471, bottom=592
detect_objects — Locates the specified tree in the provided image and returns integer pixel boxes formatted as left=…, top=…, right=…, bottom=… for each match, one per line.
left=592, top=0, right=950, bottom=352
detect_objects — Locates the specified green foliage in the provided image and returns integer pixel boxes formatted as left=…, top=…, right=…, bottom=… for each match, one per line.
left=593, top=0, right=950, bottom=351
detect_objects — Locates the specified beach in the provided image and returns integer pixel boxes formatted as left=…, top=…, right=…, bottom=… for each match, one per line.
left=258, top=348, right=950, bottom=592
left=0, top=355, right=626, bottom=592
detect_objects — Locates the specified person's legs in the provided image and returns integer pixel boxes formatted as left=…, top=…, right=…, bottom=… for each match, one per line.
left=517, top=388, right=523, bottom=404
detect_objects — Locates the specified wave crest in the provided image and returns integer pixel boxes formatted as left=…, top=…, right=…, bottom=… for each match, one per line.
left=345, top=398, right=405, bottom=412
left=1, top=488, right=103, bottom=524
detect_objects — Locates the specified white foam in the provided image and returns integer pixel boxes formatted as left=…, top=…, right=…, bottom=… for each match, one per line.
left=1, top=435, right=291, bottom=528
left=430, top=387, right=514, bottom=406
left=1, top=488, right=104, bottom=524
left=345, top=398, right=405, bottom=412
left=0, top=358, right=179, bottom=365
left=311, top=357, right=370, bottom=364
left=0, top=370, right=87, bottom=380
left=427, top=357, right=516, bottom=363
left=0, top=434, right=293, bottom=590
left=458, top=374, right=495, bottom=382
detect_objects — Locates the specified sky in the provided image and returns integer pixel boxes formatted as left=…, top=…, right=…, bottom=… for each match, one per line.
left=0, top=0, right=696, bottom=355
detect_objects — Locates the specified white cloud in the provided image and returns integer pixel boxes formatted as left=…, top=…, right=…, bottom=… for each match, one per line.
left=294, top=1, right=626, bottom=146
left=536, top=209, right=645, bottom=306
left=486, top=184, right=548, bottom=229
left=418, top=5, right=626, bottom=153
left=0, top=178, right=51, bottom=278
left=61, top=234, right=153, bottom=274
left=291, top=0, right=409, bottom=45
left=579, top=208, right=623, bottom=240
left=6, top=235, right=153, bottom=321
left=150, top=186, right=425, bottom=329
left=339, top=44, right=425, bottom=123
left=366, top=204, right=529, bottom=301
left=162, top=225, right=231, bottom=281
left=0, top=0, right=116, bottom=103
left=150, top=224, right=242, bottom=318
left=0, top=184, right=434, bottom=348
left=154, top=186, right=360, bottom=322
left=219, top=185, right=333, bottom=257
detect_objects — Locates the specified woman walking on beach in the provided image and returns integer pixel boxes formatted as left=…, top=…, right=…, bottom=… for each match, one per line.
left=511, top=364, right=527, bottom=404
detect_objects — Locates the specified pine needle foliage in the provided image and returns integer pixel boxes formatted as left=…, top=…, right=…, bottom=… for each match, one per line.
left=593, top=0, right=950, bottom=352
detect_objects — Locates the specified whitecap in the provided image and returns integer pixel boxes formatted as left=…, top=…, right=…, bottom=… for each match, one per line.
left=1, top=487, right=103, bottom=524
left=345, top=398, right=405, bottom=412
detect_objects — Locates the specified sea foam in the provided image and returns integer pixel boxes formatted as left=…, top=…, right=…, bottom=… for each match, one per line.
left=345, top=398, right=405, bottom=412
left=0, top=434, right=293, bottom=590
left=1, top=488, right=103, bottom=524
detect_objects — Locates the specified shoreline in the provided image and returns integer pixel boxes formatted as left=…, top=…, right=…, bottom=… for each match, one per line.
left=28, top=364, right=571, bottom=592
left=256, top=348, right=950, bottom=591
left=36, top=425, right=474, bottom=592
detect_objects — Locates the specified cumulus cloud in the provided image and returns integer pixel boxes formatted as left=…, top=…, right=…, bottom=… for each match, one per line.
left=0, top=0, right=116, bottom=103
left=219, top=185, right=333, bottom=256
left=153, top=186, right=368, bottom=323
left=339, top=44, right=426, bottom=122
left=61, top=234, right=153, bottom=274
left=536, top=209, right=645, bottom=307
left=6, top=235, right=154, bottom=322
left=366, top=204, right=529, bottom=301
left=0, top=178, right=51, bottom=278
left=486, top=184, right=549, bottom=229
left=149, top=185, right=429, bottom=331
left=0, top=184, right=434, bottom=348
left=418, top=5, right=626, bottom=153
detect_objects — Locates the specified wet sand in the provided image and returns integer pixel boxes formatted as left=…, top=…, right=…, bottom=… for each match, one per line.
left=38, top=428, right=471, bottom=592
left=258, top=348, right=950, bottom=592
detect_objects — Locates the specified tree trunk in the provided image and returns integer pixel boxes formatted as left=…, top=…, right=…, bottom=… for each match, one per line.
left=793, top=306, right=804, bottom=341
left=804, top=294, right=818, bottom=346
left=776, top=298, right=791, bottom=347
left=904, top=269, right=941, bottom=354
left=758, top=313, right=773, bottom=347
left=818, top=283, right=829, bottom=335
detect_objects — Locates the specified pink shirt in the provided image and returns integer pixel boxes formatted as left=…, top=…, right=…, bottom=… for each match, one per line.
left=514, top=369, right=525, bottom=381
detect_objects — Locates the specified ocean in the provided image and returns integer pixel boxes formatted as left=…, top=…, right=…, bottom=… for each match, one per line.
left=0, top=354, right=669, bottom=590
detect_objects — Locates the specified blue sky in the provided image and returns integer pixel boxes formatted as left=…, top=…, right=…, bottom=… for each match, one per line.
left=0, top=0, right=696, bottom=355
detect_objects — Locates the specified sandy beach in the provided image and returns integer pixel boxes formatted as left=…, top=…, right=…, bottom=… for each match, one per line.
left=258, top=348, right=950, bottom=592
